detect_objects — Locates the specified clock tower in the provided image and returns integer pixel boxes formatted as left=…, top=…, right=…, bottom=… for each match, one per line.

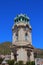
left=11, top=14, right=34, bottom=63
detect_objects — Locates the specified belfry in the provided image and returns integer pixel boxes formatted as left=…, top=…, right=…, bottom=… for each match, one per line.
left=11, top=14, right=34, bottom=63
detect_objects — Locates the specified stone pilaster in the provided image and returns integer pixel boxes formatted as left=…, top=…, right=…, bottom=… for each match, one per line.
left=11, top=52, right=14, bottom=60
left=30, top=51, right=34, bottom=61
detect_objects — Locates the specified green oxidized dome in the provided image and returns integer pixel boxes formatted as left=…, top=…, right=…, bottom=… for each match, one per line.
left=14, top=14, right=30, bottom=23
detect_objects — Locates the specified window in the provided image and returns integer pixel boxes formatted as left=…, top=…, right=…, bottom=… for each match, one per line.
left=20, top=17, right=23, bottom=21
left=16, top=19, right=18, bottom=22
left=25, top=18, right=27, bottom=22
left=26, top=27, right=28, bottom=30
left=25, top=33, right=28, bottom=40
left=22, top=17, right=24, bottom=21
left=19, top=18, right=20, bottom=21
left=16, top=33, right=18, bottom=40
left=26, top=25, right=29, bottom=30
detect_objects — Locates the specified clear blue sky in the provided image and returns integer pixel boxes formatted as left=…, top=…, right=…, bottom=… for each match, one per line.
left=0, top=0, right=43, bottom=49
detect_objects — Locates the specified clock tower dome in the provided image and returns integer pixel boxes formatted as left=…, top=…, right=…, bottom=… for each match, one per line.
left=11, top=14, right=34, bottom=63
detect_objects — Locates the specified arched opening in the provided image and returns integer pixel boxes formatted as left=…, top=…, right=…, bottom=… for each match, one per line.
left=25, top=33, right=28, bottom=41
left=16, top=33, right=18, bottom=41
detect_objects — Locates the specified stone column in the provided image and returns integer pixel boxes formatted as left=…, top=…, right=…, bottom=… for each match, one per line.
left=12, top=33, right=16, bottom=45
left=11, top=52, right=14, bottom=60
left=18, top=28, right=24, bottom=41
left=28, top=32, right=32, bottom=45
left=30, top=51, right=34, bottom=61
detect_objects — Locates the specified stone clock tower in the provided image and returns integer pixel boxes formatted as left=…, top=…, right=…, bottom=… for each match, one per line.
left=11, top=14, right=34, bottom=63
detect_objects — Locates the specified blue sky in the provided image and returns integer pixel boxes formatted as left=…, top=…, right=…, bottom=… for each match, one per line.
left=0, top=0, right=43, bottom=49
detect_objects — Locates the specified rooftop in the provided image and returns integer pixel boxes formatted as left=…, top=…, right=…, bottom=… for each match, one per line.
left=14, top=14, right=30, bottom=23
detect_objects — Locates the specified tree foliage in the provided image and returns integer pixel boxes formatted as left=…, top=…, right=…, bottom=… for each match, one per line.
left=26, top=61, right=35, bottom=65
left=0, top=58, right=4, bottom=64
left=7, top=60, right=14, bottom=65
left=18, top=61, right=24, bottom=65
left=7, top=60, right=35, bottom=65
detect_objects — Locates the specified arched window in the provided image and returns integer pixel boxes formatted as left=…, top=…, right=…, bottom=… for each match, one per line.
left=25, top=33, right=28, bottom=40
left=16, top=33, right=18, bottom=40
left=19, top=18, right=20, bottom=21
left=16, top=19, right=18, bottom=22
left=20, top=17, right=22, bottom=21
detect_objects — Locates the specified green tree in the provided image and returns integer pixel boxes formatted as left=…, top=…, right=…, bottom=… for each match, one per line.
left=18, top=61, right=24, bottom=65
left=0, top=58, right=4, bottom=64
left=15, top=62, right=18, bottom=65
left=30, top=61, right=35, bottom=65
left=7, top=60, right=14, bottom=65
left=26, top=61, right=35, bottom=65
left=26, top=61, right=30, bottom=65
